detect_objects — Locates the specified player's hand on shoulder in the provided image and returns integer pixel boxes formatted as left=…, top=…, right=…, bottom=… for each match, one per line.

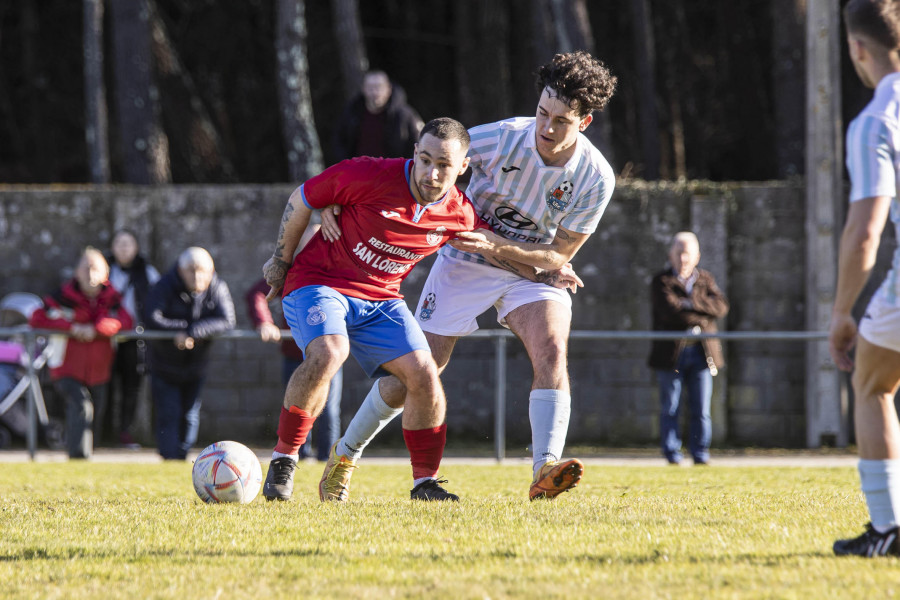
left=319, top=204, right=342, bottom=242
left=828, top=312, right=857, bottom=372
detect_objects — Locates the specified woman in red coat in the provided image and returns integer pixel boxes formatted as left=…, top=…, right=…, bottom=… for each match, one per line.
left=29, top=247, right=133, bottom=458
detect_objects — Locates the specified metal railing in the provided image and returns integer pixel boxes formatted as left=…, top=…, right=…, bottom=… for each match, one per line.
left=1, top=327, right=828, bottom=461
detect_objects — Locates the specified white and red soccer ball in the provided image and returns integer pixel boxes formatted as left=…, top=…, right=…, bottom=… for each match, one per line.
left=192, top=441, right=262, bottom=504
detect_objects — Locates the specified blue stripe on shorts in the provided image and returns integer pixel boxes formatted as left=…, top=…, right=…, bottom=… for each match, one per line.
left=282, top=285, right=430, bottom=378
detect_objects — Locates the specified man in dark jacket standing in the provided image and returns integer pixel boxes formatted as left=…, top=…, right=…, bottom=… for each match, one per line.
left=332, top=70, right=423, bottom=163
left=648, top=232, right=729, bottom=466
left=145, top=247, right=235, bottom=460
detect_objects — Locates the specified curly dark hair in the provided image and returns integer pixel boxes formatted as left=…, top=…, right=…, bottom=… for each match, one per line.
left=844, top=0, right=900, bottom=50
left=536, top=51, right=617, bottom=116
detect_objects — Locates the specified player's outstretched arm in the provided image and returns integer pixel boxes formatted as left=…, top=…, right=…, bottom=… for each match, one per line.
left=484, top=256, right=583, bottom=293
left=449, top=225, right=589, bottom=271
left=264, top=187, right=313, bottom=301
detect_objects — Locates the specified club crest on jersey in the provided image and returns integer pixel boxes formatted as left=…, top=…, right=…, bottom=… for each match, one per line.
left=426, top=226, right=447, bottom=246
left=419, top=292, right=436, bottom=321
left=546, top=181, right=573, bottom=211
left=306, top=305, right=326, bottom=326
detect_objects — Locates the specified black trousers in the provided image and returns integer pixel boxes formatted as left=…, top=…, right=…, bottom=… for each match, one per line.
left=55, top=377, right=107, bottom=459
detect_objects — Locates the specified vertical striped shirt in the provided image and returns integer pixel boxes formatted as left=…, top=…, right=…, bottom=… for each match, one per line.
left=441, top=117, right=615, bottom=264
left=846, top=72, right=900, bottom=305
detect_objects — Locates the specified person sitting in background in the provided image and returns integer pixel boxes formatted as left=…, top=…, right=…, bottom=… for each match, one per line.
left=648, top=232, right=729, bottom=466
left=332, top=70, right=423, bottom=163
left=144, top=247, right=235, bottom=460
left=105, top=228, right=160, bottom=449
left=29, top=247, right=133, bottom=459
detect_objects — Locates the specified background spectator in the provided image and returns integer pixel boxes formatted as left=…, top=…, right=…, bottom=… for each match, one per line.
left=648, top=232, right=729, bottom=466
left=105, top=228, right=160, bottom=449
left=144, top=247, right=235, bottom=460
left=332, top=70, right=423, bottom=163
left=29, top=248, right=133, bottom=459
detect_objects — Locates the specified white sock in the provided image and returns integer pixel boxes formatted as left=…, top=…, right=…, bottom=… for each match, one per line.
left=413, top=476, right=435, bottom=487
left=271, top=451, right=298, bottom=462
left=859, top=459, right=900, bottom=532
left=529, top=389, right=571, bottom=476
left=337, top=379, right=404, bottom=460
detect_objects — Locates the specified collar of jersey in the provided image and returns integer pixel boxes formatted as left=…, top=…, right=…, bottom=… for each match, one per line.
left=406, top=159, right=448, bottom=223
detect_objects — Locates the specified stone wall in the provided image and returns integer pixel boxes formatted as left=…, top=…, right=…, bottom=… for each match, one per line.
left=0, top=182, right=817, bottom=448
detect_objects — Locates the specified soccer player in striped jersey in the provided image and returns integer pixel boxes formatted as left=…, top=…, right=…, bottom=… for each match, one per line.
left=831, top=0, right=900, bottom=557
left=260, top=118, right=580, bottom=503
left=320, top=51, right=617, bottom=501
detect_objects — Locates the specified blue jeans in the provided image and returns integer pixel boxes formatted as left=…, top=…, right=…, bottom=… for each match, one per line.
left=282, top=358, right=342, bottom=461
left=151, top=375, right=205, bottom=460
left=656, top=344, right=713, bottom=464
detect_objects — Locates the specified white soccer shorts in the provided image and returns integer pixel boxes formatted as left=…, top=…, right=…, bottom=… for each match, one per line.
left=859, top=290, right=900, bottom=354
left=413, top=253, right=572, bottom=336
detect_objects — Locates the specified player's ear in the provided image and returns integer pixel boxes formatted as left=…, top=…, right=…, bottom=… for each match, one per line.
left=458, top=156, right=470, bottom=176
left=579, top=114, right=593, bottom=132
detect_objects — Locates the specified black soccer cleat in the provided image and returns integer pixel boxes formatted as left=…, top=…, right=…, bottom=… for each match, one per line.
left=833, top=523, right=900, bottom=557
left=410, top=478, right=459, bottom=502
left=263, top=456, right=297, bottom=501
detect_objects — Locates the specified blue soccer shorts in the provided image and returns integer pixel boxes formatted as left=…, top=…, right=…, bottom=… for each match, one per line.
left=282, top=285, right=430, bottom=378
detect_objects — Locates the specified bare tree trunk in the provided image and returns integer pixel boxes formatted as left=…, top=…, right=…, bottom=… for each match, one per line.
left=456, top=0, right=512, bottom=127
left=548, top=0, right=615, bottom=163
left=148, top=1, right=236, bottom=182
left=773, top=0, right=806, bottom=177
left=109, top=0, right=170, bottom=183
left=628, top=0, right=660, bottom=179
left=657, top=1, right=688, bottom=179
left=330, top=0, right=368, bottom=101
left=276, top=0, right=323, bottom=182
left=83, top=0, right=110, bottom=183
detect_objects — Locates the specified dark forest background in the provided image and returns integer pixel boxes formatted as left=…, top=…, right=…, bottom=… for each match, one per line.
left=0, top=0, right=869, bottom=185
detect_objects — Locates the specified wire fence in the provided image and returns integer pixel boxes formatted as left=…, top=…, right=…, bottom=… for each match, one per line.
left=1, top=326, right=829, bottom=460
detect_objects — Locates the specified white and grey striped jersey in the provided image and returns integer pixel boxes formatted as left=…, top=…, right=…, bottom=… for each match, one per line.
left=847, top=72, right=900, bottom=306
left=441, top=117, right=615, bottom=265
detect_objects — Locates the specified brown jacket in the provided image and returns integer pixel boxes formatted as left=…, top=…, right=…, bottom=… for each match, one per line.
left=647, top=268, right=729, bottom=371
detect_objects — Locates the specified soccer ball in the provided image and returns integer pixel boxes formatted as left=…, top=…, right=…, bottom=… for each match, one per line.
left=192, top=441, right=263, bottom=504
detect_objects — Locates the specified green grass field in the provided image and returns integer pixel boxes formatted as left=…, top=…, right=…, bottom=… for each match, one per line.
left=0, top=460, right=894, bottom=599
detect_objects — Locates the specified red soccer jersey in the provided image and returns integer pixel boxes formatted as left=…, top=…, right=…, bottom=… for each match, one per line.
left=283, top=157, right=489, bottom=301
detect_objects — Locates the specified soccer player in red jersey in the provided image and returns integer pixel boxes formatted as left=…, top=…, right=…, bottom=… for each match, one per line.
left=260, top=118, right=581, bottom=502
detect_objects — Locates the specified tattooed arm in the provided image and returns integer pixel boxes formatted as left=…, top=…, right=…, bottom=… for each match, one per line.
left=447, top=225, right=589, bottom=270
left=263, top=186, right=313, bottom=301
left=483, top=255, right=584, bottom=293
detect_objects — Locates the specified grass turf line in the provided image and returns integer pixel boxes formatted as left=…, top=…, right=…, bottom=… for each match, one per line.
left=0, top=461, right=892, bottom=599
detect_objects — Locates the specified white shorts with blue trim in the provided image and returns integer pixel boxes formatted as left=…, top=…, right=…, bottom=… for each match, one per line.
left=859, top=290, right=900, bottom=354
left=414, top=253, right=572, bottom=337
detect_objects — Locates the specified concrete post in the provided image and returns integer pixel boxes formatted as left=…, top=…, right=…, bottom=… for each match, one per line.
left=805, top=0, right=848, bottom=447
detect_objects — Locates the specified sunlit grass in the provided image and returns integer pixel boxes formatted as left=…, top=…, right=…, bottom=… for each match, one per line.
left=0, top=461, right=891, bottom=599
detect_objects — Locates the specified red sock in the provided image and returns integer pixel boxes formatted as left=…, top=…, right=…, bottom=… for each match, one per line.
left=402, top=424, right=447, bottom=480
left=274, top=406, right=314, bottom=455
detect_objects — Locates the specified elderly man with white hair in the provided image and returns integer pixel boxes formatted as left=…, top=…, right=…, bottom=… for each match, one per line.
left=144, top=246, right=236, bottom=460
left=647, top=232, right=729, bottom=466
